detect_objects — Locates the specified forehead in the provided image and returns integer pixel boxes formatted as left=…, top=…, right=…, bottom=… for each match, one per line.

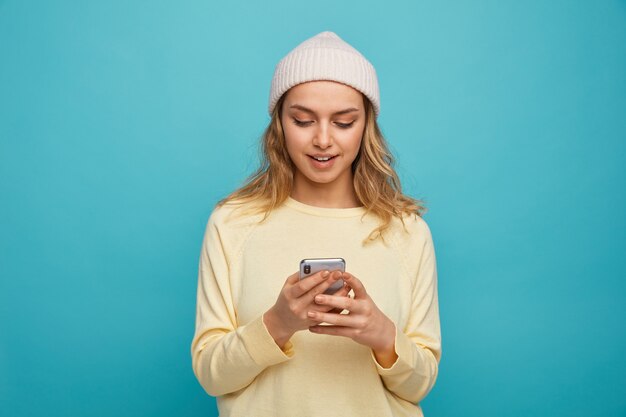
left=283, top=80, right=364, bottom=112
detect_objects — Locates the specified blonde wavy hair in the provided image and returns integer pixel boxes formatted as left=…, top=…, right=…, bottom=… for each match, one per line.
left=216, top=93, right=427, bottom=244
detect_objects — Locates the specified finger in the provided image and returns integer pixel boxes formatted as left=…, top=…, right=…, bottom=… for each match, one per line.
left=313, top=294, right=350, bottom=313
left=312, top=290, right=349, bottom=313
left=313, top=293, right=360, bottom=313
left=309, top=325, right=353, bottom=338
left=332, top=283, right=354, bottom=301
left=309, top=304, right=334, bottom=313
left=307, top=310, right=359, bottom=327
left=342, top=272, right=367, bottom=299
left=290, top=272, right=345, bottom=316
left=343, top=283, right=355, bottom=298
left=328, top=282, right=351, bottom=297
left=285, top=271, right=300, bottom=285
left=290, top=270, right=330, bottom=298
left=301, top=270, right=344, bottom=302
left=307, top=319, right=326, bottom=326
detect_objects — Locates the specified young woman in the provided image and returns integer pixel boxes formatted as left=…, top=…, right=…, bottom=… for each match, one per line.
left=191, top=31, right=441, bottom=417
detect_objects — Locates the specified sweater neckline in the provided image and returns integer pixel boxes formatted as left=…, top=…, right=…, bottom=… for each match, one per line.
left=283, top=196, right=367, bottom=218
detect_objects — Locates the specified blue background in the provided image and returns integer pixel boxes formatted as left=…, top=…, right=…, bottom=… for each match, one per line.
left=1, top=1, right=625, bottom=416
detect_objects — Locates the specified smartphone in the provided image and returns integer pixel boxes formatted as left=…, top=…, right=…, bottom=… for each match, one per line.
left=299, top=258, right=346, bottom=295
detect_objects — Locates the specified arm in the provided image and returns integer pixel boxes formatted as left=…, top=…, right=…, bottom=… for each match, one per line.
left=306, top=220, right=441, bottom=403
left=190, top=211, right=294, bottom=397
left=370, top=221, right=442, bottom=403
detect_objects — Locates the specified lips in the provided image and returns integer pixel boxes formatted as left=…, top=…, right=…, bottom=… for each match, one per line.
left=307, top=154, right=337, bottom=169
left=308, top=155, right=337, bottom=162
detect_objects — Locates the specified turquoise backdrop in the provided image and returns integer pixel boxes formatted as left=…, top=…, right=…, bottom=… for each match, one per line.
left=1, top=1, right=625, bottom=416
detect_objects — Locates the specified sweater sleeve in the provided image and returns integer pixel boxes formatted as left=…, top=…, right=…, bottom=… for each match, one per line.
left=190, top=209, right=294, bottom=397
left=370, top=219, right=442, bottom=404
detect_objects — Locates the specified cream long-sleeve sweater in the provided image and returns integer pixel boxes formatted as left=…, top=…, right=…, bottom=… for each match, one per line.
left=191, top=196, right=441, bottom=417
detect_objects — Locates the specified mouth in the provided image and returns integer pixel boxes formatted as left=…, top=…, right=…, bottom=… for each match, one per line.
left=306, top=154, right=338, bottom=169
left=307, top=155, right=337, bottom=162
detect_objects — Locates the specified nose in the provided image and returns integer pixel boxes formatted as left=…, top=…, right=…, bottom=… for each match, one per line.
left=312, top=122, right=332, bottom=149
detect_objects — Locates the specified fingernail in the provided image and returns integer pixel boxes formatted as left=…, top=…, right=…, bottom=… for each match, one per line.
left=322, top=270, right=329, bottom=277
left=315, top=295, right=324, bottom=303
left=307, top=311, right=316, bottom=317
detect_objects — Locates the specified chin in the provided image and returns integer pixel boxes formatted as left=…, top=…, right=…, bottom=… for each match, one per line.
left=304, top=175, right=337, bottom=185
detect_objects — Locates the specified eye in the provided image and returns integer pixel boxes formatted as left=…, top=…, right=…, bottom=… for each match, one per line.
left=335, top=121, right=355, bottom=129
left=293, top=118, right=312, bottom=127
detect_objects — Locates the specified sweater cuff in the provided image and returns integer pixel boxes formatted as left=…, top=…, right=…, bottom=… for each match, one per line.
left=370, top=323, right=414, bottom=375
left=238, top=314, right=294, bottom=367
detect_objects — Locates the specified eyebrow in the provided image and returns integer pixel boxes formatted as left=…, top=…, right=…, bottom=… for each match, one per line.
left=289, top=104, right=360, bottom=116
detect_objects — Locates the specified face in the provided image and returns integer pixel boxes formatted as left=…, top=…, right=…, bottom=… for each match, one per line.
left=280, top=80, right=366, bottom=195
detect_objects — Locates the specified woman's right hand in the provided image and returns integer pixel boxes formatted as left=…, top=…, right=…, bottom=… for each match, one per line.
left=263, top=270, right=347, bottom=349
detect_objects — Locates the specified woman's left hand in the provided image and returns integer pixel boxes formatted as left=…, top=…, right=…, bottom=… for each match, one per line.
left=307, top=272, right=399, bottom=367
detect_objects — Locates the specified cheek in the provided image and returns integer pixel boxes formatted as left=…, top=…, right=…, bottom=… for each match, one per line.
left=282, top=123, right=296, bottom=151
left=283, top=140, right=298, bottom=164
left=283, top=130, right=307, bottom=162
left=344, top=130, right=363, bottom=156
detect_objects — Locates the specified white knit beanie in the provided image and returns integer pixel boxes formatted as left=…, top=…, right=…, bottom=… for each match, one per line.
left=268, top=31, right=380, bottom=118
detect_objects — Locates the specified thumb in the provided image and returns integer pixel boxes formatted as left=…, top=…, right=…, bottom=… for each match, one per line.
left=342, top=272, right=367, bottom=299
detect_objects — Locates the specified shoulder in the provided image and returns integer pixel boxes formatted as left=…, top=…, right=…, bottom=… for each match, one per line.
left=392, top=212, right=433, bottom=240
left=387, top=212, right=435, bottom=255
left=202, top=200, right=268, bottom=254
left=199, top=201, right=271, bottom=266
left=207, top=200, right=266, bottom=230
left=387, top=213, right=437, bottom=284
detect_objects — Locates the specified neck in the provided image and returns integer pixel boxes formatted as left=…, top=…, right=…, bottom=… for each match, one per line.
left=290, top=173, right=361, bottom=208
